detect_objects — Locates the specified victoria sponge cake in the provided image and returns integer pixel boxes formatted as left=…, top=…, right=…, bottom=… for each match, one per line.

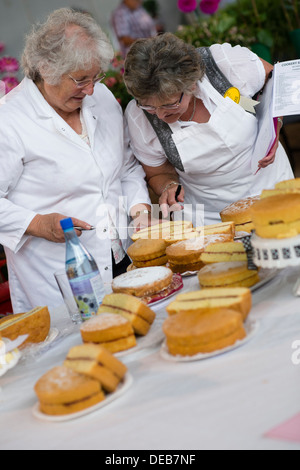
left=251, top=193, right=300, bottom=239
left=198, top=261, right=260, bottom=289
left=201, top=241, right=247, bottom=264
left=80, top=313, right=137, bottom=353
left=166, top=287, right=252, bottom=320
left=34, top=366, right=105, bottom=416
left=163, top=308, right=246, bottom=356
left=127, top=238, right=167, bottom=268
left=220, top=196, right=260, bottom=232
left=112, top=266, right=173, bottom=297
left=98, top=293, right=156, bottom=336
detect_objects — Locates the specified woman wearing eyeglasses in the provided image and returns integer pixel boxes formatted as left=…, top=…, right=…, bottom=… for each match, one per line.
left=124, top=33, right=293, bottom=226
left=0, top=8, right=151, bottom=314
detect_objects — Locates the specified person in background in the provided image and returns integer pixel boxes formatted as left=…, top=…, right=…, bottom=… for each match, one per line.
left=0, top=8, right=152, bottom=314
left=123, top=33, right=293, bottom=226
left=112, top=0, right=157, bottom=58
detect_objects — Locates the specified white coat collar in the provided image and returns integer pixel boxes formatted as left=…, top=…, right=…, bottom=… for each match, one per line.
left=23, top=77, right=96, bottom=118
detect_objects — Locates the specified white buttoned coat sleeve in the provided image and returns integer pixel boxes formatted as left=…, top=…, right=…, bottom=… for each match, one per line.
left=0, top=79, right=151, bottom=313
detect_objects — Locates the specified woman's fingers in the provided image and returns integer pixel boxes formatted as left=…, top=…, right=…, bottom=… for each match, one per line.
left=159, top=185, right=184, bottom=217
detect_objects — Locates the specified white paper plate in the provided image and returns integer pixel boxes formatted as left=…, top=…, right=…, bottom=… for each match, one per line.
left=115, top=319, right=165, bottom=358
left=180, top=271, right=199, bottom=278
left=160, top=319, right=259, bottom=362
left=22, top=328, right=59, bottom=356
left=32, top=373, right=133, bottom=422
left=251, top=269, right=279, bottom=292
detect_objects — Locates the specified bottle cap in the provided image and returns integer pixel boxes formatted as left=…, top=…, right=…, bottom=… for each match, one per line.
left=60, top=218, right=74, bottom=231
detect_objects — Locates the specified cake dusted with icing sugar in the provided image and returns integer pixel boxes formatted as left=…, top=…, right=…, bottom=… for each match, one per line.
left=80, top=312, right=137, bottom=353
left=112, top=266, right=173, bottom=297
left=166, top=234, right=232, bottom=273
left=220, top=195, right=260, bottom=233
left=34, top=365, right=105, bottom=416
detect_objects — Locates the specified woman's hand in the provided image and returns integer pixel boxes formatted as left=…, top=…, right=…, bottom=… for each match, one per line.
left=132, top=212, right=161, bottom=232
left=257, top=118, right=282, bottom=170
left=26, top=213, right=92, bottom=242
left=159, top=183, right=185, bottom=218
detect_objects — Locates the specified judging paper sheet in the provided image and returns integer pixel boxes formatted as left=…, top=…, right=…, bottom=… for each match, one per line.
left=273, top=59, right=300, bottom=117
left=251, top=74, right=277, bottom=172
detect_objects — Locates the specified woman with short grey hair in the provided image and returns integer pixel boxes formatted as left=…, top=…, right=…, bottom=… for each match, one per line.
left=22, top=8, right=114, bottom=85
left=124, top=33, right=293, bottom=225
left=0, top=8, right=151, bottom=314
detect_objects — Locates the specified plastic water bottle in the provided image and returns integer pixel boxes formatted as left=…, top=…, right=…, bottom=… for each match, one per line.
left=60, top=218, right=105, bottom=322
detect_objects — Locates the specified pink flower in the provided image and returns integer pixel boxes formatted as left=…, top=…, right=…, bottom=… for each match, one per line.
left=1, top=76, right=19, bottom=94
left=199, top=0, right=220, bottom=14
left=105, top=77, right=118, bottom=88
left=0, top=56, right=19, bottom=73
left=178, top=0, right=198, bottom=13
left=0, top=42, right=5, bottom=54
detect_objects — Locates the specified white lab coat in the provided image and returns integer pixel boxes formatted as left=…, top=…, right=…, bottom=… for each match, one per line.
left=0, top=78, right=151, bottom=313
left=125, top=44, right=293, bottom=226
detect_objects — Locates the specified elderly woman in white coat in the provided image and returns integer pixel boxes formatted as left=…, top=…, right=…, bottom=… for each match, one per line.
left=124, top=33, right=293, bottom=226
left=0, top=8, right=151, bottom=314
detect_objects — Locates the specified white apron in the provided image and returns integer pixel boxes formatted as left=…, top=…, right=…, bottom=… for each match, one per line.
left=171, top=77, right=293, bottom=226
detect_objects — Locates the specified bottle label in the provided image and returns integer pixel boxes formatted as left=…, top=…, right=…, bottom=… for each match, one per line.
left=69, top=273, right=105, bottom=321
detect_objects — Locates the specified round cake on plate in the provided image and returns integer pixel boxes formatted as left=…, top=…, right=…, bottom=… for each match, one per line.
left=112, top=266, right=173, bottom=298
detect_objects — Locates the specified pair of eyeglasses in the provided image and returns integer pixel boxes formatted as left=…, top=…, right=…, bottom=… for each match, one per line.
left=68, top=73, right=106, bottom=89
left=137, top=92, right=184, bottom=112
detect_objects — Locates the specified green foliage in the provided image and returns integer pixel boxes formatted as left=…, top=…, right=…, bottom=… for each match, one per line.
left=103, top=53, right=132, bottom=112
left=176, top=0, right=297, bottom=60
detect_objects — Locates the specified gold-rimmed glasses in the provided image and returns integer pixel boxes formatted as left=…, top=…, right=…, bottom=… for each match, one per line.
left=137, top=92, right=184, bottom=112
left=68, top=73, right=106, bottom=89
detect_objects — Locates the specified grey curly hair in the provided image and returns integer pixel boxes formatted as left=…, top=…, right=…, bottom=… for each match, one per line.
left=124, top=33, right=205, bottom=102
left=21, top=8, right=114, bottom=85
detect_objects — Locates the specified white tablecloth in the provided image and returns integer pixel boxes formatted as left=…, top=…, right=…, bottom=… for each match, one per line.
left=1, top=267, right=300, bottom=450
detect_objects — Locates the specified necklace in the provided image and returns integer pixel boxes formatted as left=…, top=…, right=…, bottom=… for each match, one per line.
left=188, top=96, right=197, bottom=121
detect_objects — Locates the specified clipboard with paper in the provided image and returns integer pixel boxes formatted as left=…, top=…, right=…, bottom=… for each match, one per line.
left=251, top=73, right=277, bottom=174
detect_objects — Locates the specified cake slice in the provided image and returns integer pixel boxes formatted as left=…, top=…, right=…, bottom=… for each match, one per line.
left=98, top=293, right=156, bottom=336
left=64, top=343, right=127, bottom=393
left=131, top=221, right=193, bottom=241
left=166, top=287, right=252, bottom=320
left=195, top=221, right=235, bottom=238
left=0, top=306, right=50, bottom=347
left=201, top=241, right=247, bottom=264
